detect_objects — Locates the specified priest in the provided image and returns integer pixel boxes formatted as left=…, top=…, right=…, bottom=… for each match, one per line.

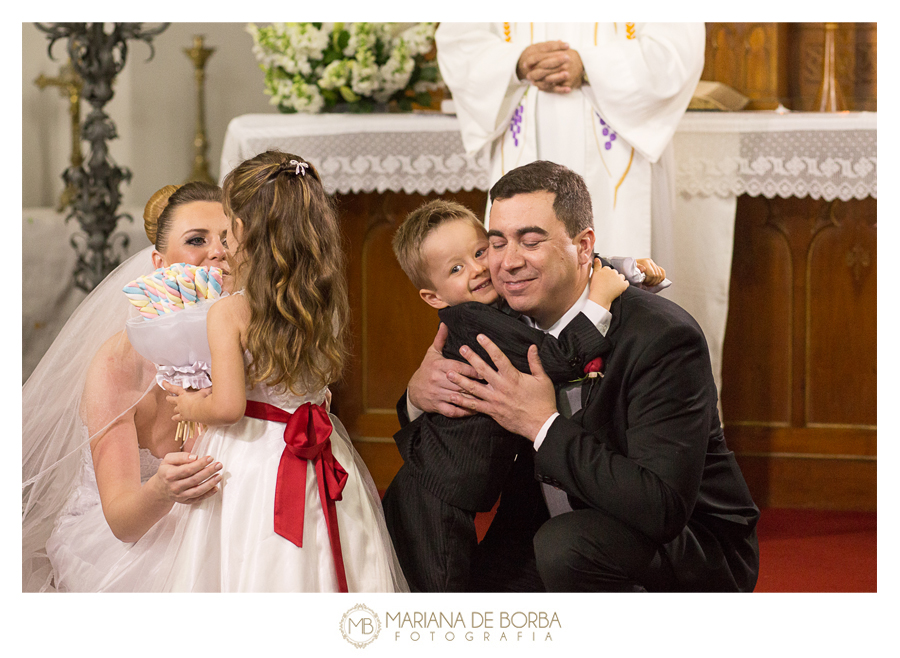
left=435, top=22, right=704, bottom=261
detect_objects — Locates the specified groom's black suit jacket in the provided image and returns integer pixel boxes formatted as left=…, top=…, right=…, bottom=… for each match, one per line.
left=527, top=284, right=759, bottom=590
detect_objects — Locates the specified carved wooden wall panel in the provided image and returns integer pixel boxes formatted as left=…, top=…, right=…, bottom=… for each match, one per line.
left=805, top=201, right=876, bottom=427
left=721, top=196, right=877, bottom=511
left=361, top=216, right=433, bottom=409
left=853, top=23, right=878, bottom=111
left=789, top=23, right=857, bottom=111
left=703, top=23, right=877, bottom=111
left=734, top=446, right=875, bottom=510
left=703, top=23, right=790, bottom=109
left=721, top=195, right=793, bottom=425
left=332, top=190, right=487, bottom=446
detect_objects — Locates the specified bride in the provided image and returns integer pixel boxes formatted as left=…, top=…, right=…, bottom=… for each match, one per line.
left=22, top=178, right=406, bottom=592
left=23, top=182, right=231, bottom=591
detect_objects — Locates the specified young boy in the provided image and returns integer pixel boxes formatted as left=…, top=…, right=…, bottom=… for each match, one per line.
left=382, top=199, right=666, bottom=592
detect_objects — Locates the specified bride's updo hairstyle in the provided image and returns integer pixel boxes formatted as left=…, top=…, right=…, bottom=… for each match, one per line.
left=143, top=182, right=224, bottom=252
left=221, top=150, right=350, bottom=395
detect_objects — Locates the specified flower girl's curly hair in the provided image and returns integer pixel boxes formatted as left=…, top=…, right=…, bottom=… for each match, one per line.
left=221, top=150, right=350, bottom=395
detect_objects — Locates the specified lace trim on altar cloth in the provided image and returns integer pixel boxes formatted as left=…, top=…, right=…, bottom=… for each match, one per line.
left=229, top=129, right=492, bottom=196
left=222, top=113, right=876, bottom=202
left=673, top=127, right=876, bottom=201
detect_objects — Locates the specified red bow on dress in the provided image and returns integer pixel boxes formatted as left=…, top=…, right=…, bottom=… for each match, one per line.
left=244, top=399, right=349, bottom=592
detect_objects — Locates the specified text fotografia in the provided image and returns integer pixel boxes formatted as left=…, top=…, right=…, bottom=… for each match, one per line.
left=386, top=611, right=561, bottom=642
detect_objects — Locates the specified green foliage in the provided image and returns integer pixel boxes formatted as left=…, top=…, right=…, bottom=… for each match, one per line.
left=247, top=22, right=444, bottom=113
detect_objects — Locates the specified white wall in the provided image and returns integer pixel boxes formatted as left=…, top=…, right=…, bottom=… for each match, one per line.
left=23, top=22, right=275, bottom=210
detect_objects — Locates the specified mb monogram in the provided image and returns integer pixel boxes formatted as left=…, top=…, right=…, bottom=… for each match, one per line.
left=340, top=604, right=381, bottom=648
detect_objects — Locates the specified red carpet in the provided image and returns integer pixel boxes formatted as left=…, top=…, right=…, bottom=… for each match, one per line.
left=752, top=508, right=877, bottom=592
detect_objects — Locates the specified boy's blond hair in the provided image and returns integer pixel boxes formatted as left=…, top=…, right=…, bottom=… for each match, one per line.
left=392, top=199, right=486, bottom=290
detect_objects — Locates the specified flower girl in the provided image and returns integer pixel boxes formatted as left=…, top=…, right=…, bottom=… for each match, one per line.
left=162, top=151, right=406, bottom=592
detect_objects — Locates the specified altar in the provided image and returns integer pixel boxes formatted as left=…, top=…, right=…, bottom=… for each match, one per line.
left=220, top=110, right=877, bottom=509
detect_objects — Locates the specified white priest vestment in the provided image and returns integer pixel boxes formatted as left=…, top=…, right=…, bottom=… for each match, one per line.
left=435, top=22, right=705, bottom=260
left=436, top=23, right=737, bottom=406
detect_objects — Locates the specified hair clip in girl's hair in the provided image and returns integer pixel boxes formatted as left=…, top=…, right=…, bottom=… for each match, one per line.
left=289, top=160, right=309, bottom=177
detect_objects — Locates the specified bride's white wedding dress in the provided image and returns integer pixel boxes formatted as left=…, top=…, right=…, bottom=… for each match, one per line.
left=44, top=442, right=169, bottom=590
left=46, top=378, right=405, bottom=592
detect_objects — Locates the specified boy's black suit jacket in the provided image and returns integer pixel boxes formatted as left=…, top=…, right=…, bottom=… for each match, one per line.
left=393, top=299, right=609, bottom=512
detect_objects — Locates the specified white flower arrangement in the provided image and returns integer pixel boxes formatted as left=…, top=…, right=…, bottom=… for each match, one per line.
left=247, top=22, right=444, bottom=113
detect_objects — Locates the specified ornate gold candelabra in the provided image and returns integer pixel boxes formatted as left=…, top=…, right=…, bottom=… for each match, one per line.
left=34, top=61, right=83, bottom=212
left=184, top=35, right=215, bottom=184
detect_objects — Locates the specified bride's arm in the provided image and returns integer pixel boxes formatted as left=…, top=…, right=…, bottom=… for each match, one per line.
left=164, top=294, right=247, bottom=426
left=87, top=335, right=222, bottom=543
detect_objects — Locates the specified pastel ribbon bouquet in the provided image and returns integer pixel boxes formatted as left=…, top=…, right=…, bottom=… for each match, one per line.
left=123, top=264, right=225, bottom=442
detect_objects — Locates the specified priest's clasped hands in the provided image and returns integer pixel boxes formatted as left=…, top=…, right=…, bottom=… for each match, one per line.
left=516, top=40, right=585, bottom=94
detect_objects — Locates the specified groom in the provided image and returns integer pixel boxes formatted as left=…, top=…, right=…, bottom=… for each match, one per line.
left=404, top=160, right=759, bottom=591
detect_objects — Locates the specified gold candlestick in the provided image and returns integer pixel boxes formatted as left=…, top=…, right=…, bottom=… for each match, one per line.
left=184, top=35, right=215, bottom=184
left=35, top=60, right=84, bottom=211
left=815, top=23, right=847, bottom=112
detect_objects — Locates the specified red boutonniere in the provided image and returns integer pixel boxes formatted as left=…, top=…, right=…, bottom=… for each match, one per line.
left=569, top=357, right=604, bottom=383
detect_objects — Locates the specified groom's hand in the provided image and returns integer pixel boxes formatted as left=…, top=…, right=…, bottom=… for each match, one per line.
left=408, top=323, right=478, bottom=418
left=448, top=335, right=557, bottom=441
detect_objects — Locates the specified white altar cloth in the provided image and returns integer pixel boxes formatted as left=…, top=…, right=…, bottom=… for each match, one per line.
left=220, top=111, right=876, bottom=202
left=220, top=113, right=490, bottom=195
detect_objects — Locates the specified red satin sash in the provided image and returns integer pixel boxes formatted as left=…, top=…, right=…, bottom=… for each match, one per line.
left=244, top=399, right=349, bottom=593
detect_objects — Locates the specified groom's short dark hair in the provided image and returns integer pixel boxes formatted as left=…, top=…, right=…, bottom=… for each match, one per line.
left=489, top=160, right=593, bottom=238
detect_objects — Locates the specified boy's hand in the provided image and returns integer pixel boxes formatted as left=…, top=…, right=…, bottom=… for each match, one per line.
left=589, top=257, right=628, bottom=310
left=636, top=258, right=666, bottom=287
